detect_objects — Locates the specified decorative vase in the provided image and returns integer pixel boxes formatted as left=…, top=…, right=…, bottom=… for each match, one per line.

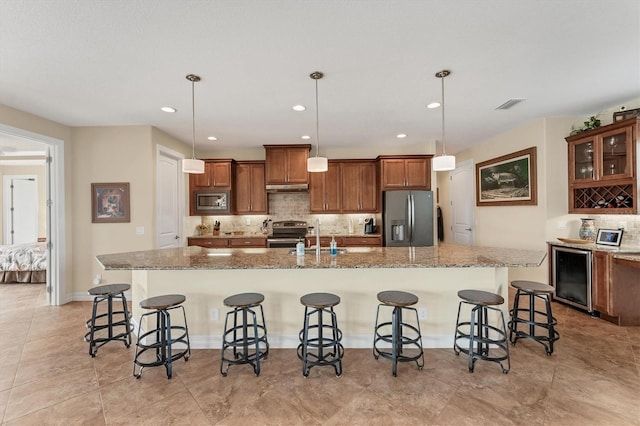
left=578, top=218, right=596, bottom=241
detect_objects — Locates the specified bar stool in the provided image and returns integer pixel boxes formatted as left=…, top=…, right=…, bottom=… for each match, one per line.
left=297, top=292, right=344, bottom=377
left=508, top=280, right=559, bottom=355
left=454, top=289, right=510, bottom=374
left=84, top=283, right=133, bottom=357
left=373, top=290, right=424, bottom=377
left=133, top=294, right=191, bottom=379
left=220, top=292, right=269, bottom=376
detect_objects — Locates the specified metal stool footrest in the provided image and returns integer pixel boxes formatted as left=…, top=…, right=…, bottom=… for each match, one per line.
left=297, top=306, right=344, bottom=377
left=454, top=301, right=510, bottom=374
left=220, top=305, right=269, bottom=377
left=133, top=305, right=191, bottom=379
left=85, top=292, right=133, bottom=357
left=508, top=289, right=560, bottom=355
left=372, top=305, right=425, bottom=377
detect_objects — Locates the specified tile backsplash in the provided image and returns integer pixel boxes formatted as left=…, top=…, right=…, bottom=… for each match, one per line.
left=189, top=193, right=381, bottom=236
left=591, top=215, right=640, bottom=246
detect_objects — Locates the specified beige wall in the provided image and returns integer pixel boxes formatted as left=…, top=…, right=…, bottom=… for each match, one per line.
left=0, top=104, right=74, bottom=295
left=437, top=96, right=640, bottom=285
left=0, top=163, right=47, bottom=242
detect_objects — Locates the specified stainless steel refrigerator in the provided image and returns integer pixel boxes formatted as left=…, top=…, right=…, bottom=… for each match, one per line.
left=383, top=190, right=434, bottom=247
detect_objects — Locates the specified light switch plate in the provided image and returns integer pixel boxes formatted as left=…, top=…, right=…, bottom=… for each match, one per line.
left=136, top=226, right=144, bottom=235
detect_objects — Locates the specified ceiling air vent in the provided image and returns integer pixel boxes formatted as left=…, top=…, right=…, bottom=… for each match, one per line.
left=495, top=98, right=526, bottom=110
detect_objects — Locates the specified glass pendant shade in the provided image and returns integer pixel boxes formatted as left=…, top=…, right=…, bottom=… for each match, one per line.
left=307, top=156, right=328, bottom=172
left=182, top=158, right=205, bottom=174
left=432, top=154, right=456, bottom=171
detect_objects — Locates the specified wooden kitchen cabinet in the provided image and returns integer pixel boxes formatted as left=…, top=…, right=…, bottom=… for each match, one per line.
left=229, top=237, right=266, bottom=248
left=187, top=237, right=230, bottom=248
left=264, top=144, right=311, bottom=185
left=188, top=237, right=266, bottom=248
left=309, top=161, right=342, bottom=213
left=592, top=250, right=612, bottom=315
left=190, top=160, right=232, bottom=190
left=566, top=117, right=637, bottom=213
left=378, top=156, right=431, bottom=190
left=342, top=236, right=382, bottom=246
left=305, top=235, right=382, bottom=247
left=341, top=160, right=378, bottom=212
left=234, top=161, right=267, bottom=214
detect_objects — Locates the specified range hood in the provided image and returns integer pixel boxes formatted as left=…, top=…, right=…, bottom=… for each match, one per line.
left=266, top=183, right=309, bottom=193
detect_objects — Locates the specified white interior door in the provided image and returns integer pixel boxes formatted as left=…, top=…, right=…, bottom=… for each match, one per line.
left=450, top=159, right=475, bottom=245
left=157, top=146, right=184, bottom=248
left=3, top=175, right=38, bottom=244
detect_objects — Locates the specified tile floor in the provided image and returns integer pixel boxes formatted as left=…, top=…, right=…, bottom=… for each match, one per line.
left=0, top=283, right=638, bottom=425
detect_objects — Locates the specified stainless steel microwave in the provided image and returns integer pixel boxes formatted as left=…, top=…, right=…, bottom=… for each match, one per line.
left=194, top=190, right=231, bottom=215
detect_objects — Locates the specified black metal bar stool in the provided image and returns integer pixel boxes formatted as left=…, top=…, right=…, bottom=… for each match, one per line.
left=220, top=292, right=269, bottom=376
left=133, top=294, right=191, bottom=379
left=454, top=289, right=510, bottom=374
left=373, top=290, right=424, bottom=377
left=508, top=280, right=559, bottom=355
left=297, top=292, right=344, bottom=377
left=84, top=283, right=133, bottom=357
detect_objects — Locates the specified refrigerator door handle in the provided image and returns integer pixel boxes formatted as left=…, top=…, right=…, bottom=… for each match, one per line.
left=408, top=194, right=414, bottom=243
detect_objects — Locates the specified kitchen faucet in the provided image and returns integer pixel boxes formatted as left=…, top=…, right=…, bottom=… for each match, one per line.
left=315, top=218, right=320, bottom=257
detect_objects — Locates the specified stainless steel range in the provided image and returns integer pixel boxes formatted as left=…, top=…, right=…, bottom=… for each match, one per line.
left=267, top=220, right=307, bottom=248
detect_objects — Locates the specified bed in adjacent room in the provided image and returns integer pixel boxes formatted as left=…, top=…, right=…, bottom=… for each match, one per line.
left=0, top=242, right=47, bottom=283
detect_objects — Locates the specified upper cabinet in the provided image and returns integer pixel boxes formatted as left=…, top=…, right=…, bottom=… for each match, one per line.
left=377, top=155, right=432, bottom=190
left=234, top=161, right=267, bottom=214
left=190, top=160, right=232, bottom=190
left=341, top=160, right=378, bottom=212
left=309, top=161, right=342, bottom=213
left=565, top=117, right=638, bottom=213
left=264, top=144, right=311, bottom=185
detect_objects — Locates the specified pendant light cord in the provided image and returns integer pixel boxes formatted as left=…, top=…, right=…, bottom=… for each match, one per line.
left=314, top=77, right=320, bottom=158
left=191, top=79, right=196, bottom=160
left=440, top=73, right=446, bottom=156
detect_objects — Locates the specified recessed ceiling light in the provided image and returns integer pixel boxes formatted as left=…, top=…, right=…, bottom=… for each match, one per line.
left=161, top=106, right=177, bottom=113
left=427, top=102, right=440, bottom=109
left=293, top=105, right=306, bottom=111
left=396, top=133, right=407, bottom=138
left=207, top=136, right=218, bottom=141
left=301, top=135, right=311, bottom=140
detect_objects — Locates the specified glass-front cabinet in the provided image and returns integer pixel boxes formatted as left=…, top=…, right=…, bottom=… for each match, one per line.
left=566, top=117, right=637, bottom=214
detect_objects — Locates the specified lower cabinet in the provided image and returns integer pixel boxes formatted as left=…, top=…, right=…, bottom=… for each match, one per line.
left=187, top=237, right=266, bottom=248
left=592, top=250, right=611, bottom=315
left=305, top=236, right=382, bottom=247
left=592, top=250, right=640, bottom=326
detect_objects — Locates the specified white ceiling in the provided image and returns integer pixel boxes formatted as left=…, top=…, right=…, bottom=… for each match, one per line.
left=1, top=0, right=639, bottom=156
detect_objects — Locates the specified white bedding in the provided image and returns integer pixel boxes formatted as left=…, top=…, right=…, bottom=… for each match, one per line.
left=0, top=242, right=47, bottom=272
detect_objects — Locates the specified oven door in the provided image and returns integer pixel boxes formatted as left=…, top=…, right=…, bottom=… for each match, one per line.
left=267, top=238, right=301, bottom=249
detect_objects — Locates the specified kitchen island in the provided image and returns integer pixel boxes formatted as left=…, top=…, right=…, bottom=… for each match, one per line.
left=97, top=244, right=545, bottom=348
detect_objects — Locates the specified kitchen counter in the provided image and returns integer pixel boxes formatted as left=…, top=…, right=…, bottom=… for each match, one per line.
left=97, top=243, right=545, bottom=270
left=547, top=239, right=640, bottom=253
left=97, top=244, right=545, bottom=350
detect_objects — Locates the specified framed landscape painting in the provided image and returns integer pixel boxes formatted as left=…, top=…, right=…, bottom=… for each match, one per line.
left=91, top=182, right=130, bottom=223
left=476, top=147, right=537, bottom=206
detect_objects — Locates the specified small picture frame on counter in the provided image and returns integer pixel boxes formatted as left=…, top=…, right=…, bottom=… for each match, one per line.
left=595, top=228, right=624, bottom=246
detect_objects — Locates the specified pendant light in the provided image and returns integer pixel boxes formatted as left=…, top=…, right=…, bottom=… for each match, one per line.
left=182, top=74, right=205, bottom=174
left=432, top=70, right=456, bottom=172
left=307, top=71, right=328, bottom=173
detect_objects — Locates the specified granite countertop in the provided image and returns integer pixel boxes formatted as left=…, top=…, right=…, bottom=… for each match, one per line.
left=548, top=240, right=640, bottom=254
left=97, top=243, right=546, bottom=271
left=612, top=253, right=640, bottom=262
left=189, top=233, right=382, bottom=239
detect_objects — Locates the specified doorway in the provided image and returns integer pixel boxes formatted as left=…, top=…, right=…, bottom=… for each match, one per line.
left=3, top=175, right=38, bottom=244
left=0, top=124, right=65, bottom=306
left=450, top=159, right=475, bottom=245
left=156, top=145, right=185, bottom=248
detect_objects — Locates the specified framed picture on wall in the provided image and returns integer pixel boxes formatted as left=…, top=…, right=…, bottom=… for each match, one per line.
left=476, top=147, right=537, bottom=206
left=91, top=182, right=130, bottom=223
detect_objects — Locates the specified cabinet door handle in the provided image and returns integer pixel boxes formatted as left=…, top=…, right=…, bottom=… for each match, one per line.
left=175, top=235, right=180, bottom=239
